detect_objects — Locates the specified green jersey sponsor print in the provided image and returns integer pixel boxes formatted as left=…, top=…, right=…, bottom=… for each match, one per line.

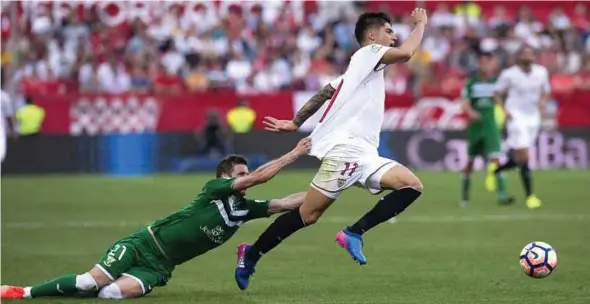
left=149, top=178, right=270, bottom=266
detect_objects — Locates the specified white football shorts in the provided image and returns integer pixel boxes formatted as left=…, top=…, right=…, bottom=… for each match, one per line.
left=311, top=144, right=399, bottom=199
left=506, top=119, right=540, bottom=150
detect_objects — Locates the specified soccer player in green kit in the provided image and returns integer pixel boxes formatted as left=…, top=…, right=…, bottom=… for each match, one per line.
left=1, top=138, right=311, bottom=300
left=460, top=52, right=514, bottom=206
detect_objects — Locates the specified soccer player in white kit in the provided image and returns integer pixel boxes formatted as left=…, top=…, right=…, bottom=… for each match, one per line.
left=1, top=72, right=18, bottom=163
left=235, top=10, right=427, bottom=290
left=492, top=46, right=549, bottom=209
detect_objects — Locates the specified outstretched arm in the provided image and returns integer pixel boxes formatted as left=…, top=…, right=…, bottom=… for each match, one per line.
left=232, top=138, right=311, bottom=191
left=268, top=192, right=306, bottom=215
left=380, top=8, right=427, bottom=64
left=292, top=84, right=336, bottom=127
left=263, top=84, right=336, bottom=132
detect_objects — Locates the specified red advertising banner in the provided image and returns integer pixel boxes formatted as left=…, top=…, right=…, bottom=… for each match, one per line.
left=35, top=92, right=294, bottom=135
left=33, top=91, right=590, bottom=135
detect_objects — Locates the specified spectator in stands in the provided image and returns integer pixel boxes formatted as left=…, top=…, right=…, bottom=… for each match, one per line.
left=184, top=62, right=210, bottom=93
left=19, top=63, right=45, bottom=96
left=251, top=63, right=278, bottom=93
left=1, top=43, right=12, bottom=68
left=268, top=50, right=292, bottom=89
left=6, top=1, right=590, bottom=96
left=573, top=3, right=589, bottom=32
left=423, top=28, right=451, bottom=65
left=454, top=1, right=482, bottom=31
left=539, top=42, right=561, bottom=73
left=558, top=43, right=582, bottom=74
left=126, top=20, right=150, bottom=55
left=290, top=48, right=310, bottom=89
left=152, top=62, right=183, bottom=94
left=160, top=39, right=185, bottom=76
left=297, top=24, right=321, bottom=54
left=448, top=39, right=477, bottom=75
left=514, top=6, right=543, bottom=47
left=550, top=7, right=572, bottom=31
left=431, top=3, right=456, bottom=29
left=227, top=98, right=256, bottom=134
left=78, top=56, right=101, bottom=93
left=61, top=11, right=90, bottom=43
left=573, top=56, right=590, bottom=90
left=390, top=15, right=412, bottom=41
left=129, top=64, right=151, bottom=94
left=384, top=65, right=409, bottom=94
left=97, top=54, right=130, bottom=94
left=207, top=58, right=231, bottom=89
left=48, top=34, right=76, bottom=79
left=488, top=5, right=511, bottom=30
left=441, top=67, right=466, bottom=95
left=226, top=51, right=253, bottom=89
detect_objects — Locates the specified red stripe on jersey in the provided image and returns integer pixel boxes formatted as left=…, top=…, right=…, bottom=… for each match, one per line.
left=318, top=80, right=344, bottom=123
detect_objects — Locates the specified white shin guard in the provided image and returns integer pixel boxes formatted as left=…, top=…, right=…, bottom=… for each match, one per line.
left=75, top=273, right=98, bottom=292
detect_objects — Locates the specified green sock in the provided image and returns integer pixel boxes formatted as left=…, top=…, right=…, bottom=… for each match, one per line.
left=461, top=174, right=471, bottom=202
left=31, top=274, right=78, bottom=298
left=496, top=173, right=507, bottom=199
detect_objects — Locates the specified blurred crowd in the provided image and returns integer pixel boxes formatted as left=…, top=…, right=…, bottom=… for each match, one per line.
left=1, top=1, right=589, bottom=97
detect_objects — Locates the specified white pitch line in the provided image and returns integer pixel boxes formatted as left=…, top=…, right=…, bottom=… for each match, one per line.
left=3, top=214, right=590, bottom=230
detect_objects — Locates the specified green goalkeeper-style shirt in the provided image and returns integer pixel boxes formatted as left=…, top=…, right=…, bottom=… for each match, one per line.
left=461, top=74, right=498, bottom=134
left=149, top=178, right=270, bottom=266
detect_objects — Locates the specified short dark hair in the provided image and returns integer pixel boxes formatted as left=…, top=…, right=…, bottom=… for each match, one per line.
left=216, top=155, right=248, bottom=178
left=354, top=12, right=392, bottom=44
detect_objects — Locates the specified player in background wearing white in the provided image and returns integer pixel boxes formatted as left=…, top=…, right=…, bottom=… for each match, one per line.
left=1, top=70, right=18, bottom=163
left=492, top=46, right=549, bottom=209
left=235, top=9, right=427, bottom=290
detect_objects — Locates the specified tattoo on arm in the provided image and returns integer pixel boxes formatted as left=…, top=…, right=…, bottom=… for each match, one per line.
left=292, top=84, right=336, bottom=127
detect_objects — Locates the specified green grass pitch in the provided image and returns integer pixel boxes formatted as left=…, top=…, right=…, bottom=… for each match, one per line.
left=2, top=170, right=590, bottom=303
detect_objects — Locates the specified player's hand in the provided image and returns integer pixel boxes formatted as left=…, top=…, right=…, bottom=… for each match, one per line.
left=294, top=137, right=312, bottom=155
left=411, top=8, right=428, bottom=25
left=263, top=116, right=298, bottom=133
left=467, top=111, right=480, bottom=121
left=504, top=111, right=512, bottom=121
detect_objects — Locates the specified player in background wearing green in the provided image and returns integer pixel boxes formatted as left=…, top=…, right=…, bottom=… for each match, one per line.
left=460, top=52, right=514, bottom=206
left=1, top=138, right=311, bottom=300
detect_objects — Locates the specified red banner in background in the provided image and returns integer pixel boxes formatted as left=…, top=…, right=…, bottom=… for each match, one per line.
left=35, top=92, right=294, bottom=134
left=33, top=91, right=590, bottom=135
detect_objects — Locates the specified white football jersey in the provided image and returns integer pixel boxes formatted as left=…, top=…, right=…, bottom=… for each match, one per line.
left=309, top=44, right=391, bottom=159
left=1, top=90, right=14, bottom=136
left=494, top=64, right=550, bottom=123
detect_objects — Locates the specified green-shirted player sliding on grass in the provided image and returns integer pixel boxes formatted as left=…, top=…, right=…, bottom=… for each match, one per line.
left=460, top=52, right=514, bottom=207
left=1, top=138, right=311, bottom=300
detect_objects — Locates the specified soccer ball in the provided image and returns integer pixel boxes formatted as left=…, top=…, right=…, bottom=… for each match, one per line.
left=519, top=241, right=557, bottom=278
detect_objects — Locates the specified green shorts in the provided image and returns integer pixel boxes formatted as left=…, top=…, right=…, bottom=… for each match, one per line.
left=96, top=228, right=174, bottom=295
left=467, top=129, right=502, bottom=159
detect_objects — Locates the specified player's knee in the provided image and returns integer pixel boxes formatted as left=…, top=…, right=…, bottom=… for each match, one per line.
left=463, top=162, right=474, bottom=175
left=97, top=283, right=124, bottom=299
left=88, top=267, right=113, bottom=288
left=299, top=208, right=322, bottom=225
left=404, top=178, right=423, bottom=193
left=75, top=273, right=98, bottom=292
left=513, top=149, right=529, bottom=164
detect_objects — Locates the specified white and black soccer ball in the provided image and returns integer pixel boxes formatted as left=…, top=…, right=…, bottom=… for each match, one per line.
left=519, top=241, right=557, bottom=278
